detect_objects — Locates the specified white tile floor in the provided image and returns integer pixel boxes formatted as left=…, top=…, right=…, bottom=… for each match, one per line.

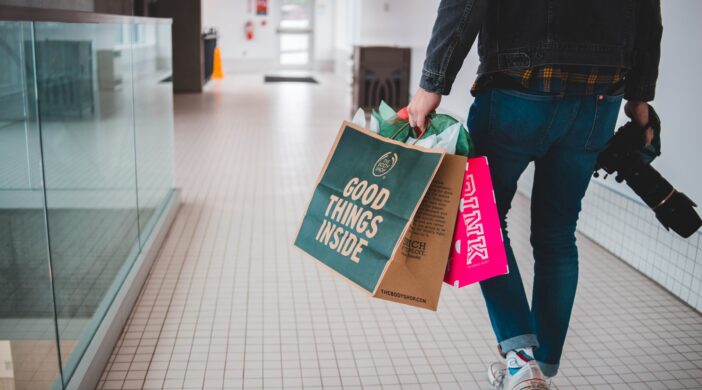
left=98, top=74, right=702, bottom=390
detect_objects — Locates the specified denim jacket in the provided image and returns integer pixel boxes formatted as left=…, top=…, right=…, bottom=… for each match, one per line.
left=419, top=0, right=662, bottom=101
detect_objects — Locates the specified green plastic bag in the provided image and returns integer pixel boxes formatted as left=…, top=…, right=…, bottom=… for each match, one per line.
left=372, top=101, right=474, bottom=157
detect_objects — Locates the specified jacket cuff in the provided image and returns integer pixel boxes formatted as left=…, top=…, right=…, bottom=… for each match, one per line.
left=420, top=69, right=454, bottom=95
left=624, top=83, right=656, bottom=102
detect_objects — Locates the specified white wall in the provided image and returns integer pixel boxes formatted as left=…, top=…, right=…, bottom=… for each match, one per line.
left=356, top=0, right=435, bottom=47
left=202, top=0, right=279, bottom=68
left=330, top=0, right=359, bottom=82
left=202, top=0, right=335, bottom=72
left=333, top=0, right=357, bottom=52
left=314, top=0, right=334, bottom=66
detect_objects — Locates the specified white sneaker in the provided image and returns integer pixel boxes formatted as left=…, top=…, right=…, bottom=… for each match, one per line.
left=487, top=360, right=507, bottom=388
left=487, top=360, right=550, bottom=390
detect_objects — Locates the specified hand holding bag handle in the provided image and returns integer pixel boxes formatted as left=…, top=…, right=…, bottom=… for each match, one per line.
left=390, top=108, right=436, bottom=143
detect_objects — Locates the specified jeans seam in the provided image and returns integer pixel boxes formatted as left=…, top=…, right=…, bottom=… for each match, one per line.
left=538, top=98, right=562, bottom=146
left=488, top=89, right=496, bottom=138
left=584, top=96, right=600, bottom=150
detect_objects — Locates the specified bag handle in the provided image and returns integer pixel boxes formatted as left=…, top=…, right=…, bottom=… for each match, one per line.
left=389, top=117, right=433, bottom=145
left=389, top=122, right=412, bottom=140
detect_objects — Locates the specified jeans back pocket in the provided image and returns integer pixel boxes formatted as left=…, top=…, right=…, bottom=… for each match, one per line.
left=488, top=88, right=561, bottom=147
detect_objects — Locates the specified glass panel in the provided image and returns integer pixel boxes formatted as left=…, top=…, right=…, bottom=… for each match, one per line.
left=32, top=22, right=141, bottom=384
left=0, top=21, right=64, bottom=390
left=279, top=33, right=310, bottom=65
left=280, top=33, right=309, bottom=52
left=278, top=0, right=313, bottom=67
left=280, top=0, right=313, bottom=29
left=133, top=23, right=175, bottom=242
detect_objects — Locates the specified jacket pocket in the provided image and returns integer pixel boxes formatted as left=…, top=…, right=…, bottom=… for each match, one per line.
left=488, top=88, right=561, bottom=146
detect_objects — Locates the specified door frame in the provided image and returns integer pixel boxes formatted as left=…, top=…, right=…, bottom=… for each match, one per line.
left=275, top=0, right=315, bottom=70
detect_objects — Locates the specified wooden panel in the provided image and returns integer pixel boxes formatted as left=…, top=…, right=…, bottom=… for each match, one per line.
left=352, top=46, right=411, bottom=113
left=154, top=0, right=203, bottom=93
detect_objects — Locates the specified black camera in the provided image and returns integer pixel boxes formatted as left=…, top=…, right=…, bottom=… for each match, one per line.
left=594, top=105, right=701, bottom=238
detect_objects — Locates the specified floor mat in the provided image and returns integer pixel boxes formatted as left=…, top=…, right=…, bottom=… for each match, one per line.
left=264, top=75, right=318, bottom=83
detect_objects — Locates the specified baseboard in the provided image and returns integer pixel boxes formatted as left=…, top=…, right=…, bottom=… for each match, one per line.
left=64, top=188, right=181, bottom=390
left=221, top=57, right=335, bottom=74
left=0, top=189, right=165, bottom=209
left=314, top=59, right=335, bottom=72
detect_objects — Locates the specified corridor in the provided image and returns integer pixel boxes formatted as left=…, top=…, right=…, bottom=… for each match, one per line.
left=97, top=75, right=702, bottom=390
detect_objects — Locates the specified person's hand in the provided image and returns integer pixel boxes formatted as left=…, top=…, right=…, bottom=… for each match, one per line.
left=624, top=100, right=654, bottom=146
left=408, top=88, right=442, bottom=133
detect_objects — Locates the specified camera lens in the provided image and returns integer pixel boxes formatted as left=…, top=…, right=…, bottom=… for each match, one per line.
left=655, top=191, right=702, bottom=238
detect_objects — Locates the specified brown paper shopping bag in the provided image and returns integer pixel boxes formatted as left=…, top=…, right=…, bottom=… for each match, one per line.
left=294, top=121, right=465, bottom=310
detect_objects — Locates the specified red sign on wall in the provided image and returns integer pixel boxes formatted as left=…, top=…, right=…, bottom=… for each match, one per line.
left=256, top=0, right=268, bottom=16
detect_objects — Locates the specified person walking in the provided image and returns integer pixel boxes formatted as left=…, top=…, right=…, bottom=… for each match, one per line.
left=408, top=1, right=662, bottom=389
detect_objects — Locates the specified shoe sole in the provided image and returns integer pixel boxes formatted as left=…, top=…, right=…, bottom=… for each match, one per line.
left=510, top=379, right=549, bottom=390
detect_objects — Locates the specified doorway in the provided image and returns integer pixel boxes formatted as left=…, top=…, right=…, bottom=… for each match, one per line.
left=276, top=0, right=315, bottom=69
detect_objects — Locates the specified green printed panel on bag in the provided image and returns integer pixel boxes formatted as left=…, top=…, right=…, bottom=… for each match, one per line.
left=295, top=125, right=443, bottom=292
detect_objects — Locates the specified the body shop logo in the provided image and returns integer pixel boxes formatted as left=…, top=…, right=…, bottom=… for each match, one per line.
left=372, top=152, right=398, bottom=177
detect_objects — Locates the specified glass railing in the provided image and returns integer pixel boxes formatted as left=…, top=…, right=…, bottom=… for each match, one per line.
left=0, top=10, right=173, bottom=390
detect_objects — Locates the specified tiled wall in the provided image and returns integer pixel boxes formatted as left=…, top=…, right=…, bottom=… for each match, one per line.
left=517, top=164, right=702, bottom=312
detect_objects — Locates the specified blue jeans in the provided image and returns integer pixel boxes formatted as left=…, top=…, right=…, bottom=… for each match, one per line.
left=467, top=88, right=623, bottom=377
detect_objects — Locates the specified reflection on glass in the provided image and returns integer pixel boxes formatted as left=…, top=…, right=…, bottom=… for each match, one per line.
left=0, top=21, right=63, bottom=390
left=33, top=22, right=141, bottom=385
left=133, top=23, right=175, bottom=241
left=280, top=0, right=312, bottom=29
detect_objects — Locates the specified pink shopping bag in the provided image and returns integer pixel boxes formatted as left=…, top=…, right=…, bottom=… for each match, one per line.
left=444, top=156, right=509, bottom=287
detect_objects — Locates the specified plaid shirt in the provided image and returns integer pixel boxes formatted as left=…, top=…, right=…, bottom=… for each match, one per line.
left=472, top=65, right=625, bottom=95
